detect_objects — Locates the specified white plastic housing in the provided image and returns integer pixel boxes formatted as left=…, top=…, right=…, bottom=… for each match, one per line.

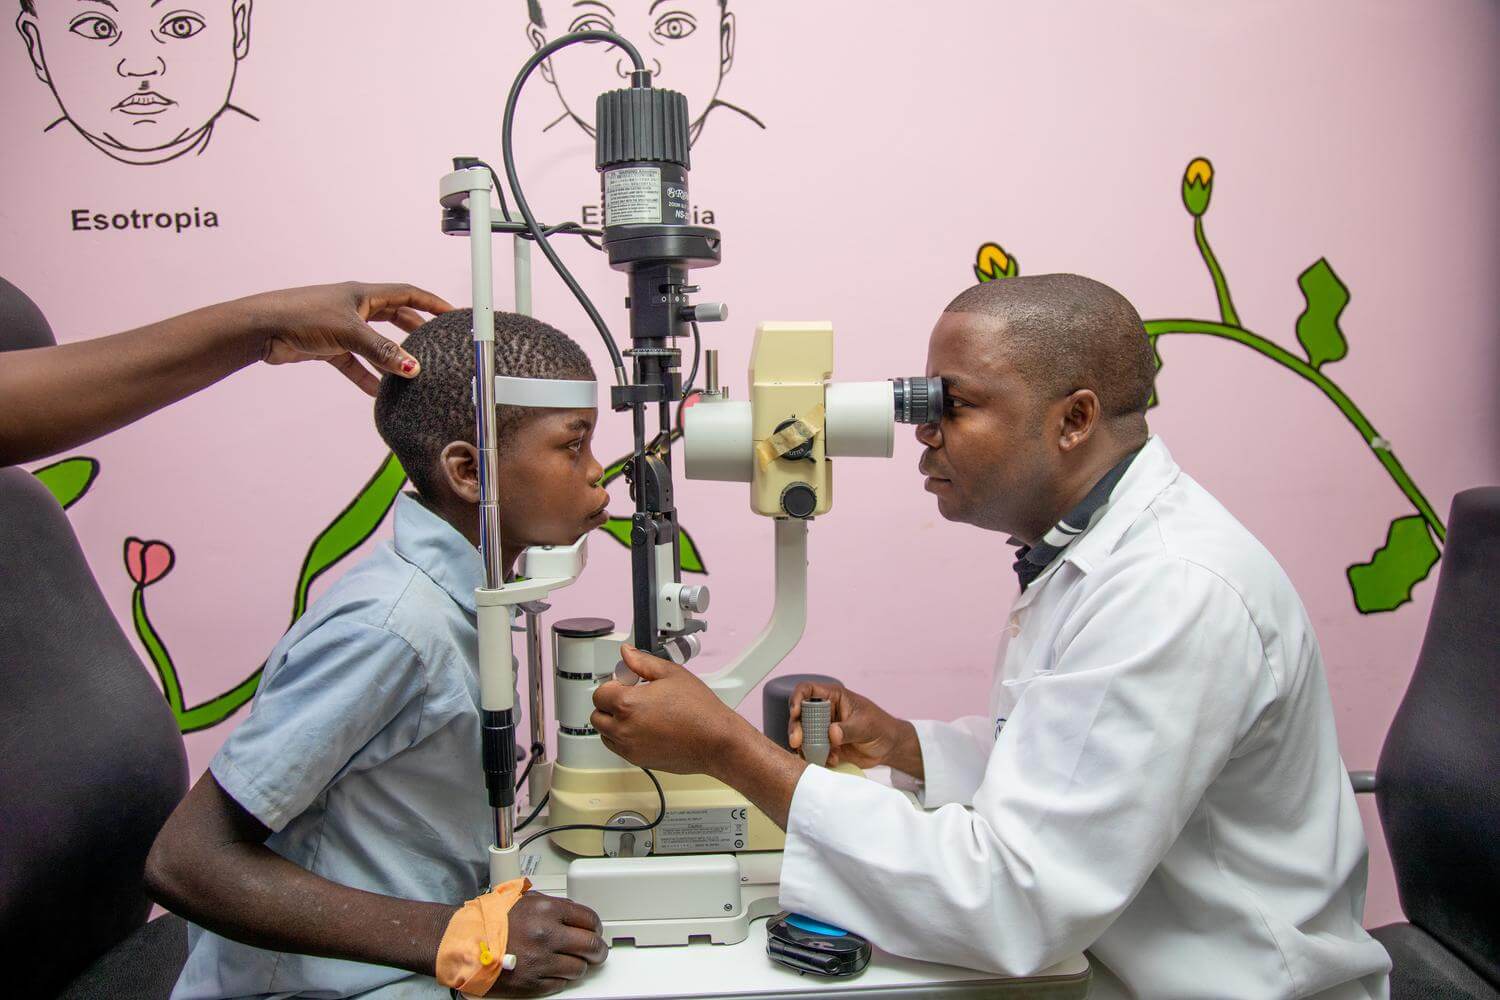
left=519, top=536, right=589, bottom=579
left=683, top=400, right=753, bottom=482
left=825, top=380, right=895, bottom=457
left=567, top=855, right=742, bottom=923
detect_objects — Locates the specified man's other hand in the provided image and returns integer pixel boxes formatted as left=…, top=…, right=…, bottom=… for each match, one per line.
left=789, top=681, right=923, bottom=777
left=251, top=281, right=453, bottom=395
left=488, top=892, right=608, bottom=997
left=590, top=645, right=752, bottom=777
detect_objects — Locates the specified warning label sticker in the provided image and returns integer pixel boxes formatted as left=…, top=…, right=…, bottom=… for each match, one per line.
left=604, top=166, right=662, bottom=225
left=655, top=806, right=749, bottom=854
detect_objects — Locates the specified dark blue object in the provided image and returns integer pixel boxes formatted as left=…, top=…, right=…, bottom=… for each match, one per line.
left=767, top=910, right=872, bottom=978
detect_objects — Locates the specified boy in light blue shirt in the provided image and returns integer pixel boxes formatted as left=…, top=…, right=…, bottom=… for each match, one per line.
left=147, top=309, right=614, bottom=998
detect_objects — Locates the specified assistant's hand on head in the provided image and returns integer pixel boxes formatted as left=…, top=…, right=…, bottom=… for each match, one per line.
left=789, top=681, right=917, bottom=773
left=590, top=645, right=750, bottom=777
left=487, top=892, right=607, bottom=998
left=250, top=281, right=453, bottom=396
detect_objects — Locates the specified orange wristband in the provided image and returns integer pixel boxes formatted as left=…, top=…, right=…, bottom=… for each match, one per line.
left=436, top=877, right=532, bottom=996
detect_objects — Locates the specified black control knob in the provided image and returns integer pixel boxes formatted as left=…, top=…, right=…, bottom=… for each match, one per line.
left=780, top=483, right=818, bottom=519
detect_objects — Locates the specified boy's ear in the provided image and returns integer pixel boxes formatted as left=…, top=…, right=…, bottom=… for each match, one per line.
left=438, top=441, right=481, bottom=504
left=17, top=13, right=49, bottom=85
left=232, top=0, right=253, bottom=62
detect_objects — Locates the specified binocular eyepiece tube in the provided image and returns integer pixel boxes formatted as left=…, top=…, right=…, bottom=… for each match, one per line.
left=890, top=376, right=946, bottom=426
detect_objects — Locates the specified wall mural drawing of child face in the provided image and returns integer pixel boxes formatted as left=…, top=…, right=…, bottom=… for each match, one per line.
left=526, top=0, right=763, bottom=145
left=15, top=0, right=255, bottom=165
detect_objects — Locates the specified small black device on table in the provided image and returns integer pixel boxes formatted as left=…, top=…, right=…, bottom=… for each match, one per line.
left=767, top=911, right=872, bottom=977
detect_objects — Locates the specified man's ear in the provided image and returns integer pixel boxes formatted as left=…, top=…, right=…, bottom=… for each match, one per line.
left=439, top=441, right=482, bottom=504
left=719, top=11, right=736, bottom=77
left=232, top=0, right=253, bottom=61
left=1056, top=389, right=1100, bottom=453
left=527, top=23, right=554, bottom=84
left=17, top=13, right=49, bottom=85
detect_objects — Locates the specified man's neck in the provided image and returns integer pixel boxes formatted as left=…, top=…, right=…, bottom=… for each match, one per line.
left=1021, top=436, right=1142, bottom=546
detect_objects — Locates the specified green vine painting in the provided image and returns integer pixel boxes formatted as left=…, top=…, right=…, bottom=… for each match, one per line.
left=126, top=453, right=408, bottom=732
left=973, top=156, right=1443, bottom=614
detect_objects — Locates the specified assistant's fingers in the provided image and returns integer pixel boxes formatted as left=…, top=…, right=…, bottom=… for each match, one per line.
left=324, top=353, right=380, bottom=396
left=338, top=321, right=418, bottom=379
left=358, top=282, right=454, bottom=321
left=389, top=306, right=428, bottom=334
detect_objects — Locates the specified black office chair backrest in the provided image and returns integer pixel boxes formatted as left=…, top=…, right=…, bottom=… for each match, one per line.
left=0, top=277, right=189, bottom=997
left=1376, top=487, right=1500, bottom=986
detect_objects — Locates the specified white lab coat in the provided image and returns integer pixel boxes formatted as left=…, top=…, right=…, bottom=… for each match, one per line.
left=779, top=436, right=1392, bottom=999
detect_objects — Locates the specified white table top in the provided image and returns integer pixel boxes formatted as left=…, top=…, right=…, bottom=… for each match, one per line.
left=556, top=917, right=1090, bottom=999
left=517, top=768, right=1090, bottom=998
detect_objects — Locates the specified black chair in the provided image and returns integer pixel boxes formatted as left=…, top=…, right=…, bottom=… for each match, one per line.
left=1, top=277, right=190, bottom=998
left=1352, top=487, right=1500, bottom=1000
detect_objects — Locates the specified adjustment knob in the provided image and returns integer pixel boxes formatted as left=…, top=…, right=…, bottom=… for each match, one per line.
left=686, top=302, right=729, bottom=323
left=679, top=584, right=710, bottom=614
left=780, top=483, right=818, bottom=519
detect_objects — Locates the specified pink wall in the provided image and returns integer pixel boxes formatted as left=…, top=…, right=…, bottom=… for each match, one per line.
left=5, top=1, right=1497, bottom=928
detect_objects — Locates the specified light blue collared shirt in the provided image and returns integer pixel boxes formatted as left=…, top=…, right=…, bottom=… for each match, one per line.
left=174, top=493, right=493, bottom=999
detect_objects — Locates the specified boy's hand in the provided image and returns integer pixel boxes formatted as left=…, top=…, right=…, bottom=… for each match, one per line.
left=488, top=892, right=608, bottom=997
left=789, top=681, right=923, bottom=778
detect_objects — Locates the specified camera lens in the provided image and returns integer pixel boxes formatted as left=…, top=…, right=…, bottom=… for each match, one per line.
left=891, top=376, right=946, bottom=424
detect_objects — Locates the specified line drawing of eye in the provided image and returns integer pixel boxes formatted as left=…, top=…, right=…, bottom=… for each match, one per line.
left=568, top=13, right=615, bottom=38
left=68, top=13, right=120, bottom=42
left=653, top=12, right=697, bottom=41
left=157, top=11, right=207, bottom=41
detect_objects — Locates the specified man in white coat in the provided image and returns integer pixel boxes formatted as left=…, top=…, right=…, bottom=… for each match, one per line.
left=591, top=273, right=1392, bottom=999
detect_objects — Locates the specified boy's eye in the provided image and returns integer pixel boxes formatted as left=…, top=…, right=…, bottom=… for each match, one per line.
left=159, top=12, right=207, bottom=40
left=70, top=14, right=119, bottom=40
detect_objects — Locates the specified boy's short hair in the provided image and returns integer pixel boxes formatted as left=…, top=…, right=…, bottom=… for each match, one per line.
left=375, top=309, right=594, bottom=500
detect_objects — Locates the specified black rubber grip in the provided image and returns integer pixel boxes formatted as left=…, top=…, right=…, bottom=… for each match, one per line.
left=482, top=709, right=517, bottom=809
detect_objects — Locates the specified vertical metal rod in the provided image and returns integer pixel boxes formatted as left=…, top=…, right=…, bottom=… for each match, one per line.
left=512, top=235, right=532, bottom=316
left=472, top=195, right=504, bottom=593
left=523, top=608, right=547, bottom=785
left=467, top=170, right=516, bottom=857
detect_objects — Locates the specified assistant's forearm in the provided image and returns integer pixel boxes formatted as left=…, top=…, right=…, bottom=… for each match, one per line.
left=713, top=727, right=809, bottom=830
left=151, top=838, right=457, bottom=977
left=0, top=299, right=265, bottom=465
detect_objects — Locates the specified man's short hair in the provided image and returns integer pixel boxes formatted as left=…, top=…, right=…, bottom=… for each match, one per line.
left=526, top=0, right=726, bottom=28
left=944, top=274, right=1155, bottom=420
left=375, top=308, right=594, bottom=499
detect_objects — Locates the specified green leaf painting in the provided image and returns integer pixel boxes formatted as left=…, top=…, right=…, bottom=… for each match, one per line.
left=1347, top=516, right=1441, bottom=614
left=33, top=456, right=100, bottom=509
left=973, top=156, right=1446, bottom=614
left=1295, top=258, right=1351, bottom=370
left=598, top=516, right=707, bottom=574
left=130, top=453, right=409, bottom=733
